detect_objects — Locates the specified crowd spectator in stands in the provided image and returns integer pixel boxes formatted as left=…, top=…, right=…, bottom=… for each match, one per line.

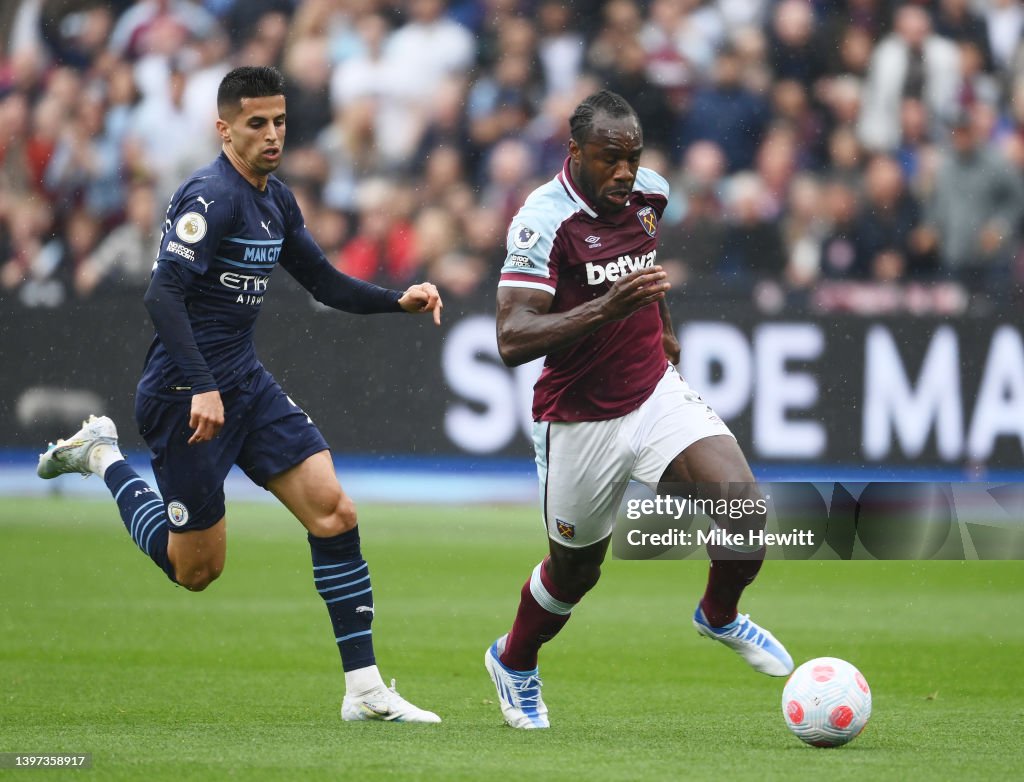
left=720, top=172, right=787, bottom=283
left=659, top=140, right=727, bottom=284
left=108, top=0, right=219, bottom=62
left=281, top=34, right=332, bottom=149
left=858, top=4, right=960, bottom=152
left=378, top=0, right=474, bottom=165
left=769, top=0, right=826, bottom=87
left=587, top=0, right=642, bottom=75
left=480, top=137, right=536, bottom=227
left=855, top=154, right=926, bottom=281
left=781, top=172, right=826, bottom=290
left=45, top=89, right=125, bottom=221
left=335, top=178, right=417, bottom=285
left=1, top=197, right=59, bottom=307
left=818, top=180, right=863, bottom=280
left=771, top=78, right=825, bottom=169
left=4, top=0, right=1024, bottom=310
left=984, top=0, right=1024, bottom=72
left=918, top=115, right=1024, bottom=290
left=74, top=181, right=159, bottom=296
left=681, top=44, right=770, bottom=171
left=935, top=0, right=994, bottom=73
left=536, top=1, right=584, bottom=99
left=603, top=36, right=675, bottom=150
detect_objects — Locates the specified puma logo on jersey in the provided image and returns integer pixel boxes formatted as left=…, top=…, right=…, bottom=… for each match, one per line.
left=585, top=251, right=657, bottom=285
left=196, top=196, right=215, bottom=213
left=261, top=220, right=272, bottom=237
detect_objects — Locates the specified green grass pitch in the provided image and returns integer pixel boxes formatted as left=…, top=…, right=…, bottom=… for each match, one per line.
left=2, top=498, right=1022, bottom=781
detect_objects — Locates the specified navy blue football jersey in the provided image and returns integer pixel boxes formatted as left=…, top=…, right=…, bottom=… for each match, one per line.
left=138, top=153, right=323, bottom=399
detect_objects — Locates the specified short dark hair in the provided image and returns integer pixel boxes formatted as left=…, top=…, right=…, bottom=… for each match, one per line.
left=217, top=66, right=286, bottom=118
left=569, top=90, right=638, bottom=145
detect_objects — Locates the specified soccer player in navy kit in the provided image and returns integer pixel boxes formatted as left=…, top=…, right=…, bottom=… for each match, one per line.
left=484, top=91, right=793, bottom=729
left=37, top=67, right=442, bottom=723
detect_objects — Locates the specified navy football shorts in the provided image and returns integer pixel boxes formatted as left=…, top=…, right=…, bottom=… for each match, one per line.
left=135, top=367, right=330, bottom=532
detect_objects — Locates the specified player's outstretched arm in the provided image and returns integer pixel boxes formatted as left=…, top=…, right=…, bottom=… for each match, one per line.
left=397, top=282, right=444, bottom=325
left=496, top=266, right=670, bottom=367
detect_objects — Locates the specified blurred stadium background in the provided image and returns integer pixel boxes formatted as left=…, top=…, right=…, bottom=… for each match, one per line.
left=3, top=0, right=1024, bottom=502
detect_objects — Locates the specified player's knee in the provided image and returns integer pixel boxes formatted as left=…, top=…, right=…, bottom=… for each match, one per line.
left=176, top=562, right=224, bottom=592
left=309, top=493, right=358, bottom=538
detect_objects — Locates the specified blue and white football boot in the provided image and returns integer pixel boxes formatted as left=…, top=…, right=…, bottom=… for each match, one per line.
left=485, top=634, right=549, bottom=729
left=693, top=605, right=794, bottom=677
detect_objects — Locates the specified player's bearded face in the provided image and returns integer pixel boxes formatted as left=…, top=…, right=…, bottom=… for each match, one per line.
left=571, top=116, right=643, bottom=214
left=223, top=95, right=287, bottom=176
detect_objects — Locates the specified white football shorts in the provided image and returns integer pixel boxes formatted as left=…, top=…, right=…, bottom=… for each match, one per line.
left=532, top=364, right=734, bottom=548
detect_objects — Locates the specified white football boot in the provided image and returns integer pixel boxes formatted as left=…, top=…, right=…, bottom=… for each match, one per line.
left=37, top=415, right=119, bottom=479
left=341, top=680, right=441, bottom=723
left=485, top=634, right=549, bottom=729
left=693, top=604, right=794, bottom=677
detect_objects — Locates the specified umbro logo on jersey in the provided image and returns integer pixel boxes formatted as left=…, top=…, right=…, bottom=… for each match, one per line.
left=637, top=206, right=658, bottom=237
left=585, top=235, right=601, bottom=247
left=585, top=251, right=657, bottom=285
left=196, top=196, right=215, bottom=213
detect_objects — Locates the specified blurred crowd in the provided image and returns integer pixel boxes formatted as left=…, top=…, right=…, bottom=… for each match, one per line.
left=3, top=0, right=1024, bottom=313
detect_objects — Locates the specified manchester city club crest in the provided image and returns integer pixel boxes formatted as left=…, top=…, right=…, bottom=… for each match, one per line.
left=555, top=518, right=576, bottom=541
left=637, top=206, right=657, bottom=237
left=167, top=501, right=190, bottom=527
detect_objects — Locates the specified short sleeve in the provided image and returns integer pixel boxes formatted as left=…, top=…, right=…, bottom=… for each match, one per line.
left=498, top=210, right=562, bottom=296
left=633, top=167, right=670, bottom=217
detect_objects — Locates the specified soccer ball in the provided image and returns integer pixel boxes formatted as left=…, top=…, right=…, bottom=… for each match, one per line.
left=782, top=657, right=872, bottom=747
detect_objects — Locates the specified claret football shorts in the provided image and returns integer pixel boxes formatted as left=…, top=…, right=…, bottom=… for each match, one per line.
left=532, top=364, right=734, bottom=548
left=135, top=366, right=330, bottom=532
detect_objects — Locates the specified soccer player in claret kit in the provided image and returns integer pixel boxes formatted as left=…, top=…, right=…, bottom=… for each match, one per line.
left=485, top=91, right=793, bottom=729
left=37, top=66, right=443, bottom=724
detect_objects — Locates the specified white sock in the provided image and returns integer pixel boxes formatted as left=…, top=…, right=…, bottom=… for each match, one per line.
left=345, top=664, right=385, bottom=696
left=90, top=442, right=124, bottom=478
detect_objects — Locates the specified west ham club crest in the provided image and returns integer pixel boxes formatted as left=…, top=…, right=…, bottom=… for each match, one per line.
left=636, top=206, right=657, bottom=237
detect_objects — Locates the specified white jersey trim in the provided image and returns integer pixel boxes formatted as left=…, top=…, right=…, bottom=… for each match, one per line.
left=498, top=279, right=557, bottom=295
left=557, top=169, right=598, bottom=218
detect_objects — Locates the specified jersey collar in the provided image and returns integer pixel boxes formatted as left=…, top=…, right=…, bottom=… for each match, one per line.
left=557, top=157, right=599, bottom=218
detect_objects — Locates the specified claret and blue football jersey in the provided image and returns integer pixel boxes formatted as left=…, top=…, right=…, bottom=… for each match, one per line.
left=498, top=158, right=670, bottom=423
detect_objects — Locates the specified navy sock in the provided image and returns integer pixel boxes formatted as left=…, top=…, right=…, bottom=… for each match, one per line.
left=309, top=527, right=376, bottom=672
left=103, top=461, right=177, bottom=583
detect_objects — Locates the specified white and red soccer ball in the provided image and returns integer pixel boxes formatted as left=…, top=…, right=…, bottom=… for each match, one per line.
left=782, top=657, right=872, bottom=747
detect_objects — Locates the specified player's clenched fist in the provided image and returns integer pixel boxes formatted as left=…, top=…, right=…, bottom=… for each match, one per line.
left=398, top=282, right=444, bottom=325
left=600, top=266, right=670, bottom=321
